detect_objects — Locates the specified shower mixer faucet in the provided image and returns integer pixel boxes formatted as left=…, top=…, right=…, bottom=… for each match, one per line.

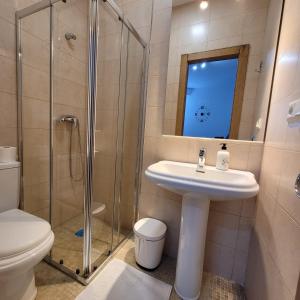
left=58, top=115, right=79, bottom=128
left=65, top=32, right=77, bottom=40
left=57, top=114, right=83, bottom=181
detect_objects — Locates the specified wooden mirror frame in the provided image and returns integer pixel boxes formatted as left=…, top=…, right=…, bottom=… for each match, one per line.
left=175, top=44, right=250, bottom=139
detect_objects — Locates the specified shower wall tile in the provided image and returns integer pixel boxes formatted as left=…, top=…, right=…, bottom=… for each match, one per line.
left=0, top=91, right=17, bottom=129
left=1, top=0, right=90, bottom=226
left=0, top=0, right=16, bottom=24
left=0, top=128, right=17, bottom=146
left=0, top=55, right=16, bottom=95
left=122, top=0, right=153, bottom=30
left=0, top=17, right=15, bottom=59
left=20, top=5, right=51, bottom=40
left=22, top=97, right=50, bottom=129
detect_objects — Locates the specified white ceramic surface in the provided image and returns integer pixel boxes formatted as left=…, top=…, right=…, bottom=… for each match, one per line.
left=0, top=163, right=54, bottom=300
left=145, top=160, right=259, bottom=199
left=145, top=160, right=259, bottom=300
left=0, top=162, right=20, bottom=213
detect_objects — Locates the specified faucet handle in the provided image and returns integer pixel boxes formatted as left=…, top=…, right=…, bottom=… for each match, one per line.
left=199, top=147, right=206, bottom=157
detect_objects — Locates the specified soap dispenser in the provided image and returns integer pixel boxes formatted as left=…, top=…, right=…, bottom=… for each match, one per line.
left=216, top=143, right=230, bottom=171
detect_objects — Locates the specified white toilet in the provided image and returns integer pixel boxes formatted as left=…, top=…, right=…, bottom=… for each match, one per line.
left=0, top=161, right=54, bottom=300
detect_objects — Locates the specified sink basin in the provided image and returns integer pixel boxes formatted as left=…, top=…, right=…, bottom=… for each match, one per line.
left=145, top=160, right=259, bottom=199
left=145, top=160, right=259, bottom=300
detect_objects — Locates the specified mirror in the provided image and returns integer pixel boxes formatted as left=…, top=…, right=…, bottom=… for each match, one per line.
left=163, top=0, right=283, bottom=141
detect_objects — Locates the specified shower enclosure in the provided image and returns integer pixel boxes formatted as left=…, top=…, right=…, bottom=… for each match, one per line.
left=16, top=0, right=148, bottom=283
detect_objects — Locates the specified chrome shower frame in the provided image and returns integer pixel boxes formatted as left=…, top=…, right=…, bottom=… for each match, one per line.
left=16, top=0, right=149, bottom=284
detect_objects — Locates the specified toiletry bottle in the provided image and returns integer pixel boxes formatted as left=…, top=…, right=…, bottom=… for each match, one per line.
left=216, top=143, right=230, bottom=171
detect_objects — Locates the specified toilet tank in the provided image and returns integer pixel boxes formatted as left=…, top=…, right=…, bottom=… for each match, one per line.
left=0, top=162, right=20, bottom=213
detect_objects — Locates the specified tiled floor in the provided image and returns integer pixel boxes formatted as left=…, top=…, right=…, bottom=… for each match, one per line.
left=36, top=237, right=245, bottom=300
left=50, top=214, right=125, bottom=274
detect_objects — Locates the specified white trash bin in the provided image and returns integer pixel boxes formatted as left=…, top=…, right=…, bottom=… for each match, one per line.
left=134, top=218, right=167, bottom=270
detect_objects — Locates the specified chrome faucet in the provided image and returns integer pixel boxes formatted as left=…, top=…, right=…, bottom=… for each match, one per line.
left=58, top=115, right=79, bottom=128
left=196, top=147, right=206, bottom=173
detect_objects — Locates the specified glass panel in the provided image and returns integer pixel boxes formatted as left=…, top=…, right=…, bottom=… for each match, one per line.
left=50, top=0, right=88, bottom=275
left=118, top=31, right=144, bottom=241
left=21, top=9, right=51, bottom=223
left=183, top=58, right=238, bottom=138
left=18, top=0, right=146, bottom=280
left=91, top=1, right=123, bottom=268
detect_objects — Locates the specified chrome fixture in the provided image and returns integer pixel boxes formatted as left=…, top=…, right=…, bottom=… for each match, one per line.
left=83, top=0, right=98, bottom=277
left=58, top=114, right=79, bottom=128
left=196, top=147, right=206, bottom=173
left=65, top=32, right=77, bottom=40
left=58, top=115, right=83, bottom=181
left=295, top=173, right=300, bottom=198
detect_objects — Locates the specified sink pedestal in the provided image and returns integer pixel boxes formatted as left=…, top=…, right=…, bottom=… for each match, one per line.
left=145, top=161, right=259, bottom=299
left=174, top=194, right=210, bottom=300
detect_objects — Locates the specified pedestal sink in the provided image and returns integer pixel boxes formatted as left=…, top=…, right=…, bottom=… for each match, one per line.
left=145, top=160, right=259, bottom=300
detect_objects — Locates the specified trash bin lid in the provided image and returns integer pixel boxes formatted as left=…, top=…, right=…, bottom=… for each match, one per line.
left=134, top=218, right=167, bottom=241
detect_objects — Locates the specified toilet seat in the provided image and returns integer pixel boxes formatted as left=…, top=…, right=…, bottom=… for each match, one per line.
left=0, top=231, right=54, bottom=274
left=0, top=209, right=51, bottom=260
left=0, top=210, right=54, bottom=300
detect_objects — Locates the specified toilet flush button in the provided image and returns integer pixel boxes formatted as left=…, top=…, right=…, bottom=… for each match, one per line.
left=295, top=173, right=300, bottom=198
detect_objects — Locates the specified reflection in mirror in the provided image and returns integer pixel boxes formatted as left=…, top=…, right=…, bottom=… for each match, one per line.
left=176, top=45, right=249, bottom=139
left=163, top=0, right=283, bottom=141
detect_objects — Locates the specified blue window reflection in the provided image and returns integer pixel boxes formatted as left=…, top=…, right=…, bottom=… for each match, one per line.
left=183, top=58, right=238, bottom=138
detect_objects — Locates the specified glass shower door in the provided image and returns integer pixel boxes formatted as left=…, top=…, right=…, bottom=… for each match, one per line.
left=50, top=0, right=89, bottom=275
left=91, top=1, right=146, bottom=266
left=17, top=0, right=147, bottom=280
left=90, top=0, right=124, bottom=269
left=115, top=29, right=145, bottom=245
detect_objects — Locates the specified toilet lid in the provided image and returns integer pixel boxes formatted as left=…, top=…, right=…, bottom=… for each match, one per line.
left=134, top=218, right=167, bottom=241
left=0, top=209, right=51, bottom=259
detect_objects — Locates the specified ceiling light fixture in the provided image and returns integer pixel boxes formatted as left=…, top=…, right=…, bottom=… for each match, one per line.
left=192, top=65, right=198, bottom=71
left=200, top=0, right=209, bottom=10
left=201, top=62, right=206, bottom=69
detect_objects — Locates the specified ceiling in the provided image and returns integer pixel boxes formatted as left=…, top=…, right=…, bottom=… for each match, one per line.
left=172, top=0, right=195, bottom=7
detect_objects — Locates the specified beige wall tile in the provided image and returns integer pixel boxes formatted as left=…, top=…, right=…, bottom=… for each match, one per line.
left=0, top=128, right=17, bottom=146
left=0, top=17, right=15, bottom=59
left=0, top=56, right=16, bottom=94
left=232, top=250, right=249, bottom=285
left=245, top=234, right=293, bottom=300
left=0, top=1, right=16, bottom=24
left=207, top=211, right=240, bottom=248
left=246, top=0, right=300, bottom=298
left=0, top=91, right=17, bottom=130
left=204, top=241, right=235, bottom=279
left=269, top=205, right=300, bottom=294
left=277, top=151, right=300, bottom=223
